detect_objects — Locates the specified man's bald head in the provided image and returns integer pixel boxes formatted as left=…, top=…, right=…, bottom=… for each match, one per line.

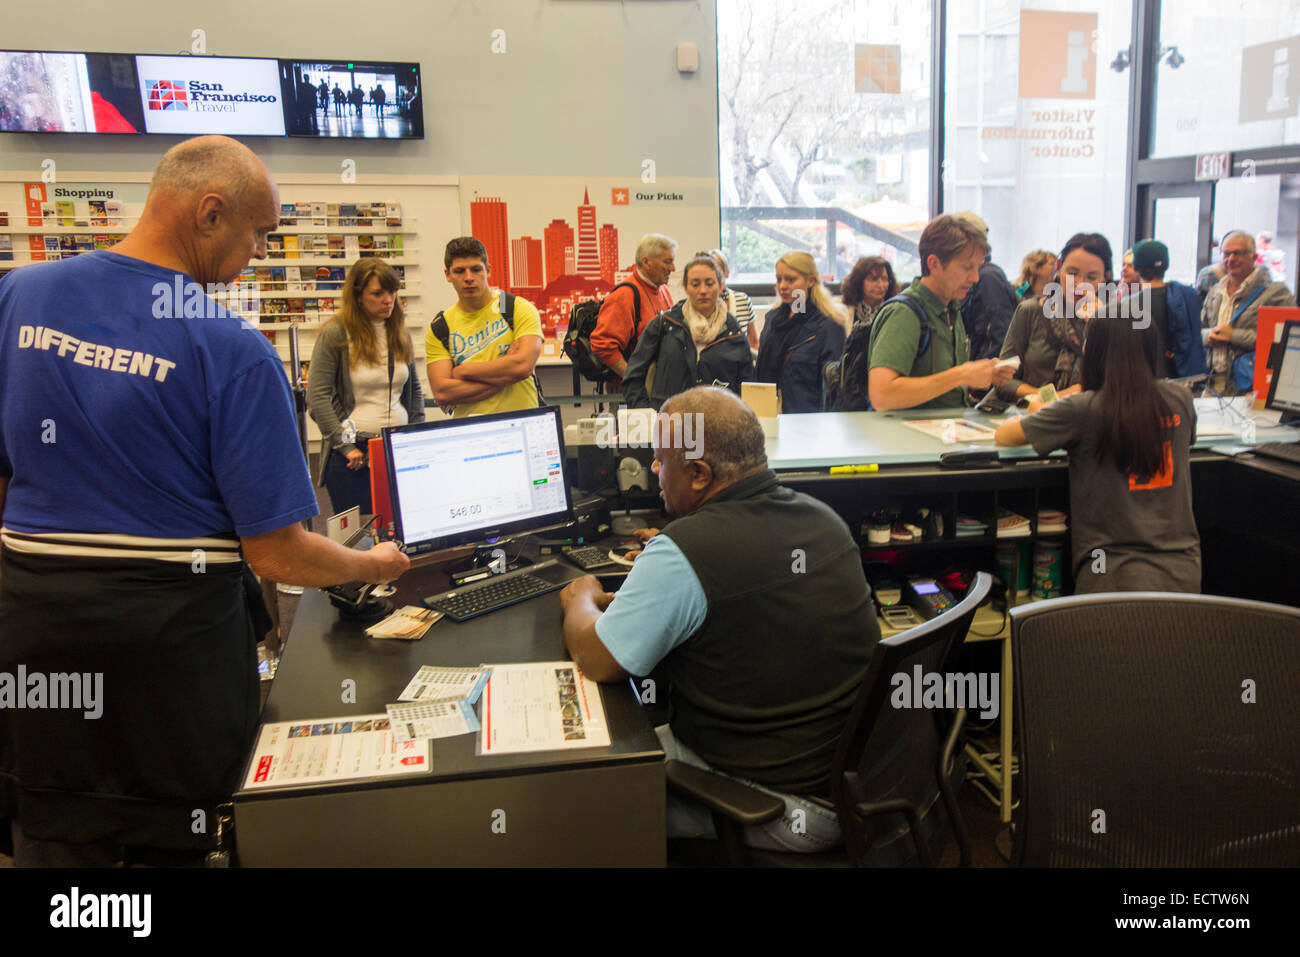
left=121, top=135, right=278, bottom=286
left=149, top=135, right=268, bottom=210
left=659, top=387, right=767, bottom=483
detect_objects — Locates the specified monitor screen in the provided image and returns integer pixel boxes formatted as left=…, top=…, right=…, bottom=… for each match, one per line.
left=278, top=59, right=423, bottom=139
left=383, top=407, right=572, bottom=551
left=135, top=55, right=285, bottom=136
left=0, top=51, right=143, bottom=133
left=1266, top=320, right=1300, bottom=415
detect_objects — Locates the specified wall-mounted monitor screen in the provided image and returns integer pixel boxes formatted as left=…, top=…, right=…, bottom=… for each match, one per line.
left=278, top=59, right=422, bottom=139
left=135, top=55, right=286, bottom=136
left=0, top=51, right=143, bottom=133
left=0, top=50, right=423, bottom=139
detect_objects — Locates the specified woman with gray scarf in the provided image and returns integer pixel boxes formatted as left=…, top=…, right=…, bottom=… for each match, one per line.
left=622, top=256, right=754, bottom=409
left=995, top=233, right=1113, bottom=405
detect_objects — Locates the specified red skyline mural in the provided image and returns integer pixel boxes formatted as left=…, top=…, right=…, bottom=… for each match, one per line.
left=469, top=196, right=510, bottom=292
left=469, top=187, right=632, bottom=331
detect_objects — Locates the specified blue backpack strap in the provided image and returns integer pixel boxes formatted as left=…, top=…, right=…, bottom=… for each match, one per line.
left=1230, top=285, right=1266, bottom=325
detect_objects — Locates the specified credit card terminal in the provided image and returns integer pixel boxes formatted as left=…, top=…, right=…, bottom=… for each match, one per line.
left=906, top=575, right=957, bottom=618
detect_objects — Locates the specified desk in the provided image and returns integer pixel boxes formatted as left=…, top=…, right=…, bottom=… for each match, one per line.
left=762, top=409, right=1300, bottom=824
left=234, top=561, right=665, bottom=867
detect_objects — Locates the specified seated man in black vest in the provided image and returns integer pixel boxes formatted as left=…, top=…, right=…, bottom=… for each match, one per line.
left=560, top=387, right=880, bottom=850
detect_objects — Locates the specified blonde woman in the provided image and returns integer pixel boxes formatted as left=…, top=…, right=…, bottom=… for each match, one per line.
left=1016, top=250, right=1057, bottom=300
left=308, top=257, right=424, bottom=513
left=698, top=247, right=758, bottom=351
left=753, top=251, right=848, bottom=412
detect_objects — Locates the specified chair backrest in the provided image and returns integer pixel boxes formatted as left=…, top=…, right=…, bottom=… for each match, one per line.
left=831, top=572, right=992, bottom=865
left=1011, top=591, right=1300, bottom=867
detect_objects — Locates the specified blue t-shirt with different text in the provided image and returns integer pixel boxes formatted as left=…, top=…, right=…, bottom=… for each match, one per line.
left=0, top=251, right=318, bottom=538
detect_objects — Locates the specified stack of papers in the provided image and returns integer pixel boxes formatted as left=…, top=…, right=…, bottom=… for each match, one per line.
left=996, top=508, right=1032, bottom=538
left=955, top=515, right=989, bottom=539
left=385, top=666, right=490, bottom=742
left=1037, top=508, right=1068, bottom=534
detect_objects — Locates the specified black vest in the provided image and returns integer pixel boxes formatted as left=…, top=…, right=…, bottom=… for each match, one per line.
left=659, top=469, right=878, bottom=794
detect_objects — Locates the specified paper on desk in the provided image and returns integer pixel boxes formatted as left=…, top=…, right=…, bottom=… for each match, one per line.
left=243, top=714, right=430, bottom=790
left=479, top=662, right=611, bottom=755
left=904, top=419, right=997, bottom=443
left=387, top=699, right=480, bottom=742
left=398, top=665, right=491, bottom=704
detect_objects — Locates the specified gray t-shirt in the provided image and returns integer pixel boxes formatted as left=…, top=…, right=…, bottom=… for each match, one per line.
left=1020, top=382, right=1201, bottom=593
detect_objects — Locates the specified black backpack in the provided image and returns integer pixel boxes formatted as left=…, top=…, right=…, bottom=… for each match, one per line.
left=826, top=294, right=930, bottom=411
left=429, top=291, right=545, bottom=406
left=959, top=263, right=1017, bottom=361
left=563, top=281, right=642, bottom=385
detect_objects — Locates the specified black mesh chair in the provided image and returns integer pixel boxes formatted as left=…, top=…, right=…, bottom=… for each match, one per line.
left=1010, top=592, right=1300, bottom=867
left=666, top=572, right=992, bottom=867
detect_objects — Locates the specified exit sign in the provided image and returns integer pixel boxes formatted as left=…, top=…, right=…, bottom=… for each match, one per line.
left=1195, top=152, right=1231, bottom=181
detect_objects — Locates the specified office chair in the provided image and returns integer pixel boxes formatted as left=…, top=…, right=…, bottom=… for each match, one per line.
left=1011, top=591, right=1300, bottom=867
left=666, top=572, right=992, bottom=867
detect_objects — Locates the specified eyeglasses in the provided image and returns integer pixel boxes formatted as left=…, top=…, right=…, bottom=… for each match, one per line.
left=1223, top=250, right=1253, bottom=258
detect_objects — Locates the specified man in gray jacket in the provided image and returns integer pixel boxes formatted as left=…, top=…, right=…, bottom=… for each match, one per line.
left=1202, top=230, right=1295, bottom=395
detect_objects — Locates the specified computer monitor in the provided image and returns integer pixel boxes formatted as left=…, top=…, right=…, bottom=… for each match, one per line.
left=381, top=406, right=574, bottom=552
left=1265, top=319, right=1300, bottom=425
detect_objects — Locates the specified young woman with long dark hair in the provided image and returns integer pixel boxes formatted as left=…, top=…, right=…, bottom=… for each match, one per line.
left=994, top=312, right=1200, bottom=593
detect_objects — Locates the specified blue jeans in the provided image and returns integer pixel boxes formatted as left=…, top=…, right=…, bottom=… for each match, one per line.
left=656, top=725, right=843, bottom=853
left=322, top=449, right=373, bottom=515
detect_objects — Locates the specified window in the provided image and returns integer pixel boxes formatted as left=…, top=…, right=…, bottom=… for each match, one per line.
left=717, top=0, right=933, bottom=284
left=944, top=0, right=1133, bottom=280
left=1152, top=1, right=1300, bottom=158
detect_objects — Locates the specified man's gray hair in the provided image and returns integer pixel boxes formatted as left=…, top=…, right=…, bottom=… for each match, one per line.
left=661, top=387, right=767, bottom=483
left=635, top=233, right=677, bottom=264
left=1222, top=230, right=1257, bottom=255
left=150, top=135, right=263, bottom=209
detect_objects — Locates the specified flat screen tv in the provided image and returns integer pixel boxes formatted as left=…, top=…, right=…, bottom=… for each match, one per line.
left=279, top=59, right=423, bottom=139
left=135, top=55, right=286, bottom=136
left=0, top=50, right=423, bottom=140
left=0, top=51, right=144, bottom=133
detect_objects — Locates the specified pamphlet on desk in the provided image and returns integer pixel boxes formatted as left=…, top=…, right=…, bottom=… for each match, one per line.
left=243, top=715, right=431, bottom=790
left=904, top=418, right=998, bottom=443
left=479, top=661, right=610, bottom=755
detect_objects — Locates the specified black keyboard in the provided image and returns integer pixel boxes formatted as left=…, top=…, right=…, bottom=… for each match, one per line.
left=1251, top=441, right=1300, bottom=465
left=423, top=560, right=572, bottom=622
left=563, top=545, right=619, bottom=572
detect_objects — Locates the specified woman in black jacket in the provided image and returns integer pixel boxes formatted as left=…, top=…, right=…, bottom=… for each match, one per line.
left=754, top=251, right=849, bottom=413
left=622, top=255, right=754, bottom=409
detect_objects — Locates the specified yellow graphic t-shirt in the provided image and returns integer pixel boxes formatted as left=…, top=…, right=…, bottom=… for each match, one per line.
left=425, top=291, right=542, bottom=418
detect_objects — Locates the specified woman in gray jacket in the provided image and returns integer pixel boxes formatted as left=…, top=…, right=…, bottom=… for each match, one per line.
left=308, top=257, right=424, bottom=514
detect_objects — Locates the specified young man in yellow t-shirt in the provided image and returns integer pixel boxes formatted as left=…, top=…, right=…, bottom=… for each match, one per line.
left=426, top=236, right=544, bottom=417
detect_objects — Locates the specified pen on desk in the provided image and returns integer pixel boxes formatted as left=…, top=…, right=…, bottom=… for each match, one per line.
left=829, top=464, right=879, bottom=474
